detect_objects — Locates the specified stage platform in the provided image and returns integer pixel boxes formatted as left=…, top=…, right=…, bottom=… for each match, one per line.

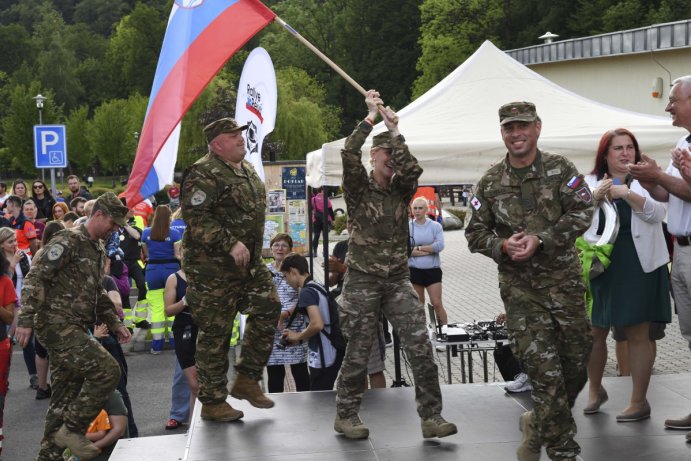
left=110, top=373, right=691, bottom=461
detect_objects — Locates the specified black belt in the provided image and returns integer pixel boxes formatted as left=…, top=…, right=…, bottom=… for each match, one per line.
left=147, top=259, right=180, bottom=265
left=677, top=236, right=691, bottom=246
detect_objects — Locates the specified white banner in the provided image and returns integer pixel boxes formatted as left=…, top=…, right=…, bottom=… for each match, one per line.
left=234, top=47, right=277, bottom=181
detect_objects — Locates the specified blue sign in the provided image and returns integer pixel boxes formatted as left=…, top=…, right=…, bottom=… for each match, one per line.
left=34, top=125, right=68, bottom=168
left=282, top=166, right=306, bottom=200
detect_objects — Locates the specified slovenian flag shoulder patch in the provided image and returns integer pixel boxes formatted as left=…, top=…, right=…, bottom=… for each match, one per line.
left=567, top=175, right=583, bottom=190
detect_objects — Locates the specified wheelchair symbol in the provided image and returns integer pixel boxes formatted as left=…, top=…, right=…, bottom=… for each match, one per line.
left=49, top=151, right=63, bottom=165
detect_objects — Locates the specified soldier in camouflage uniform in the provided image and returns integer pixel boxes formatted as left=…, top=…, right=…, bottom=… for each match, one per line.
left=181, top=117, right=281, bottom=422
left=334, top=90, right=456, bottom=440
left=465, top=102, right=594, bottom=461
left=15, top=192, right=132, bottom=461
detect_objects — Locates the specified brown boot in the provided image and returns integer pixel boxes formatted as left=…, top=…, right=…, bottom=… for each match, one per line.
left=517, top=411, right=541, bottom=461
left=334, top=414, right=370, bottom=439
left=230, top=373, right=274, bottom=408
left=54, top=425, right=102, bottom=460
left=421, top=414, right=458, bottom=438
left=200, top=401, right=244, bottom=422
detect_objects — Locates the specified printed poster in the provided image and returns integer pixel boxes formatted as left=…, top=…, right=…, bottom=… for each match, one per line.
left=263, top=214, right=284, bottom=249
left=268, top=189, right=286, bottom=213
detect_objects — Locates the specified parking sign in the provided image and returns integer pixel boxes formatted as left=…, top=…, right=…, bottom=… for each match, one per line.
left=34, top=125, right=68, bottom=168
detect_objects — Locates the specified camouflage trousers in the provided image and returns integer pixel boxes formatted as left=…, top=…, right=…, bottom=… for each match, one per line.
left=336, top=269, right=442, bottom=419
left=187, top=263, right=280, bottom=405
left=500, top=279, right=592, bottom=461
left=35, top=324, right=120, bottom=461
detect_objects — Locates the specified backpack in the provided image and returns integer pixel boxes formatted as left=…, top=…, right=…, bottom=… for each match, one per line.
left=305, top=281, right=347, bottom=352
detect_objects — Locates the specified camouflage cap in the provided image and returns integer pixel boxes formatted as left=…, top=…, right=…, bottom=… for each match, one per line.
left=498, top=101, right=538, bottom=126
left=371, top=132, right=393, bottom=149
left=203, top=117, right=248, bottom=143
left=96, top=192, right=128, bottom=226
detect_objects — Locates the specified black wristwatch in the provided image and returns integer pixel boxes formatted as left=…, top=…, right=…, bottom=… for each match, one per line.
left=537, top=237, right=544, bottom=251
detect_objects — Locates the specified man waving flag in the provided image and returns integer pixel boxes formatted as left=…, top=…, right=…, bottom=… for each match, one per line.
left=125, top=0, right=276, bottom=207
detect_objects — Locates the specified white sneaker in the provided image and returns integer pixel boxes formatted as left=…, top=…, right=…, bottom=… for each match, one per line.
left=435, top=345, right=447, bottom=352
left=505, top=373, right=532, bottom=393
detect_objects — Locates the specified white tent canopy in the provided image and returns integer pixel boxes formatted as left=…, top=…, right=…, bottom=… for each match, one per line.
left=306, top=40, right=684, bottom=188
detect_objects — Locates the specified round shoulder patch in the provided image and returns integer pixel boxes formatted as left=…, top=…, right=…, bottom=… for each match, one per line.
left=47, top=244, right=65, bottom=261
left=190, top=190, right=207, bottom=206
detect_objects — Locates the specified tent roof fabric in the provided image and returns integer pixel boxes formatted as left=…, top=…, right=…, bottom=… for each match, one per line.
left=306, top=40, right=684, bottom=187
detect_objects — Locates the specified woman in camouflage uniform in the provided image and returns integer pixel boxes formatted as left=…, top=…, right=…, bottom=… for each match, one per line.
left=333, top=91, right=456, bottom=440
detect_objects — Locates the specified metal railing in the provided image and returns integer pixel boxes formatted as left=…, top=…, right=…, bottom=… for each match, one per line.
left=506, top=19, right=691, bottom=65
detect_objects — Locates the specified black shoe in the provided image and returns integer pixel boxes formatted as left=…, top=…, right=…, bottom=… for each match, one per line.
left=29, top=374, right=39, bottom=390
left=135, top=320, right=151, bottom=329
left=36, top=385, right=51, bottom=400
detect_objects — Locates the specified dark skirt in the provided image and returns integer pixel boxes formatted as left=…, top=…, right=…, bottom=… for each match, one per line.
left=591, top=202, right=672, bottom=328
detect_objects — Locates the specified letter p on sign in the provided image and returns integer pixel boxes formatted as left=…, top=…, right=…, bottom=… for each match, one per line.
left=34, top=125, right=68, bottom=168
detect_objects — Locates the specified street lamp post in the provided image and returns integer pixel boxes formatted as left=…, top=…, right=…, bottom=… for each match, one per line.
left=33, top=94, right=55, bottom=194
left=111, top=147, right=116, bottom=188
left=132, top=131, right=140, bottom=186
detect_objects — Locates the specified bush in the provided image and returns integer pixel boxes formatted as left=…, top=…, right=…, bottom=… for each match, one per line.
left=88, top=186, right=126, bottom=198
left=332, top=214, right=348, bottom=235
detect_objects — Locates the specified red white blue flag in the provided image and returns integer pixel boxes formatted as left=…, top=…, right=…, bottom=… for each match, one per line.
left=125, top=0, right=276, bottom=206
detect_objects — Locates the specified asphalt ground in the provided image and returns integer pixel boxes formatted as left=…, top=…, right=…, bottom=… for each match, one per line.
left=4, top=202, right=691, bottom=460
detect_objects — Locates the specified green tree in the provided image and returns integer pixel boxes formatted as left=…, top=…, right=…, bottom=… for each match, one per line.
left=73, top=0, right=129, bottom=36
left=413, top=0, right=504, bottom=98
left=87, top=99, right=135, bottom=180
left=65, top=105, right=92, bottom=170
left=53, top=0, right=77, bottom=24
left=125, top=92, right=148, bottom=163
left=0, top=0, right=42, bottom=32
left=0, top=24, right=35, bottom=74
left=568, top=0, right=615, bottom=36
left=272, top=67, right=341, bottom=160
left=600, top=0, right=648, bottom=32
left=32, top=2, right=84, bottom=110
left=1, top=82, right=61, bottom=173
left=104, top=3, right=166, bottom=99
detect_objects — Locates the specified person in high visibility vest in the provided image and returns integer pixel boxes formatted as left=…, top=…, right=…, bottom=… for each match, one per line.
left=141, top=205, right=181, bottom=354
left=119, top=209, right=150, bottom=330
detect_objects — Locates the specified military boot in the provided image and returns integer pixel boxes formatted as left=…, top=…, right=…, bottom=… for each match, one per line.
left=200, top=401, right=244, bottom=422
left=334, top=414, right=370, bottom=439
left=517, top=411, right=541, bottom=461
left=54, top=425, right=102, bottom=460
left=230, top=373, right=274, bottom=408
left=421, top=414, right=458, bottom=438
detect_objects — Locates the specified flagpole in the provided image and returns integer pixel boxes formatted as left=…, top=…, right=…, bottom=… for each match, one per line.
left=275, top=16, right=368, bottom=97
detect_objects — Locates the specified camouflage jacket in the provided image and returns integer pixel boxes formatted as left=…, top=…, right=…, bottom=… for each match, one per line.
left=465, top=150, right=594, bottom=289
left=18, top=225, right=121, bottom=332
left=342, top=122, right=422, bottom=278
left=181, top=153, right=266, bottom=276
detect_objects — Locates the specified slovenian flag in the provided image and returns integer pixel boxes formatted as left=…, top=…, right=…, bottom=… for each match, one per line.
left=125, top=0, right=276, bottom=207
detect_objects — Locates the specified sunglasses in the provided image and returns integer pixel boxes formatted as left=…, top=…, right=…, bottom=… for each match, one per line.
left=33, top=185, right=44, bottom=189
